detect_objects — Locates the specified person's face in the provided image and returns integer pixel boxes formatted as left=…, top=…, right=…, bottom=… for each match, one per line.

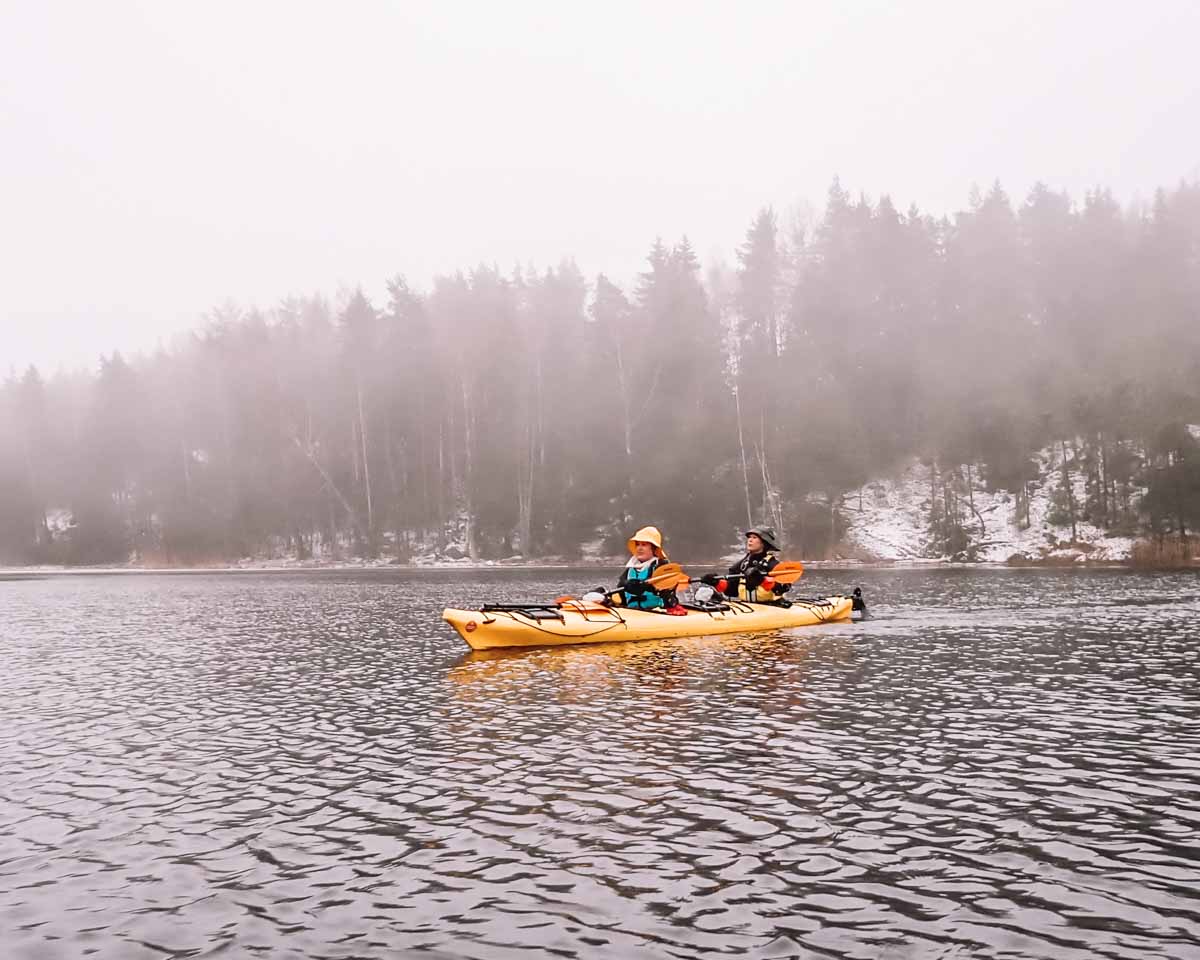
left=747, top=533, right=764, bottom=553
left=634, top=540, right=655, bottom=562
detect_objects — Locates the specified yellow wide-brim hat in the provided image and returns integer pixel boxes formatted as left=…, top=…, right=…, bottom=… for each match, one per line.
left=626, top=525, right=667, bottom=559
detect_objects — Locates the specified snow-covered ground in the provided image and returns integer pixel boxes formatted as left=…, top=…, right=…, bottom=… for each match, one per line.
left=842, top=447, right=1137, bottom=564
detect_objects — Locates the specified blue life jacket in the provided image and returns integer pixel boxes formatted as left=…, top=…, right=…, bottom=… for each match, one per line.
left=625, top=562, right=665, bottom=610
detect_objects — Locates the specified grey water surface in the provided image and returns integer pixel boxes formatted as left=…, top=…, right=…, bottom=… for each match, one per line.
left=2, top=568, right=1199, bottom=960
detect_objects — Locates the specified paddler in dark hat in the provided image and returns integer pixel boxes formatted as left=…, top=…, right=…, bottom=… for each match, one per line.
left=727, top=526, right=790, bottom=601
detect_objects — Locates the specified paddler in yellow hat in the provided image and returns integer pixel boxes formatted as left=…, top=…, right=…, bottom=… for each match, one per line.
left=615, top=525, right=677, bottom=611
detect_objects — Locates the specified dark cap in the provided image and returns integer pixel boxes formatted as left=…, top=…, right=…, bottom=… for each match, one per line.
left=744, top=526, right=780, bottom=552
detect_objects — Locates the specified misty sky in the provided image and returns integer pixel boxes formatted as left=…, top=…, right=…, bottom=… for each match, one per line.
left=3, top=0, right=1198, bottom=374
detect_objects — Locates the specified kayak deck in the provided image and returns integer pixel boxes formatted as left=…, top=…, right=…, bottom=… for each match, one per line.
left=443, top=596, right=854, bottom=650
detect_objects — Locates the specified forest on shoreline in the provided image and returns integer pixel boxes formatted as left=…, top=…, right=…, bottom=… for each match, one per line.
left=3, top=178, right=1199, bottom=566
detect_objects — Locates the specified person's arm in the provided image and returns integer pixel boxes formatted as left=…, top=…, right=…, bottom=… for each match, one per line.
left=761, top=555, right=791, bottom=594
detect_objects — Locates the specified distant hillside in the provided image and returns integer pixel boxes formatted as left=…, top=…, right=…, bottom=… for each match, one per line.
left=841, top=434, right=1200, bottom=564
left=4, top=180, right=1198, bottom=566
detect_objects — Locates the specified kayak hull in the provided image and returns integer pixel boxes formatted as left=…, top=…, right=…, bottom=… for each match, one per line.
left=443, top=597, right=854, bottom=650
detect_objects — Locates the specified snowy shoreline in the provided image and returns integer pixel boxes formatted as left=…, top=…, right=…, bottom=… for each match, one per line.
left=0, top=557, right=1148, bottom=576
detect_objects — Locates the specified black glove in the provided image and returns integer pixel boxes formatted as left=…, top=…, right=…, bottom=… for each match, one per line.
left=773, top=581, right=791, bottom=595
left=624, top=580, right=647, bottom=598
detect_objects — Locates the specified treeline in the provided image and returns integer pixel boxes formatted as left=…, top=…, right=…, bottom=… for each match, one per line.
left=2, top=178, right=1199, bottom=565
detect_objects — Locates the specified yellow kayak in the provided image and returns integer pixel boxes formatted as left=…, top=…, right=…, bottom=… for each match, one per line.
left=443, top=595, right=858, bottom=650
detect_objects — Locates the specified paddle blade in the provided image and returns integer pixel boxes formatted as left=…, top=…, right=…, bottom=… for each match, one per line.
left=653, top=572, right=691, bottom=591
left=769, top=561, right=804, bottom=584
left=647, top=564, right=688, bottom=589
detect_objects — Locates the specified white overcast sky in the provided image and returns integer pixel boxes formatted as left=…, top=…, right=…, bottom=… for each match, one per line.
left=2, top=0, right=1198, bottom=373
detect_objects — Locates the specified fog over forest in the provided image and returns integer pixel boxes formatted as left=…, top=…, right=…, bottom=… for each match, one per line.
left=2, top=177, right=1198, bottom=565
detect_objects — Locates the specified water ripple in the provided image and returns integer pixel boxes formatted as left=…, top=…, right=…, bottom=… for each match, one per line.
left=1, top=569, right=1198, bottom=958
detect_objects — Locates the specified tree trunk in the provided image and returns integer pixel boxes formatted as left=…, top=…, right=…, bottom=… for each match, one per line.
left=328, top=498, right=338, bottom=559
left=357, top=383, right=374, bottom=545
left=181, top=440, right=193, bottom=502
left=385, top=425, right=403, bottom=557
left=20, top=430, right=48, bottom=548
left=733, top=381, right=753, bottom=528
left=1060, top=439, right=1078, bottom=542
left=758, top=412, right=784, bottom=534
left=436, top=419, right=446, bottom=546
left=965, top=463, right=985, bottom=538
left=535, top=350, right=546, bottom=471
left=517, top=468, right=533, bottom=557
left=222, top=408, right=235, bottom=558
left=1174, top=450, right=1187, bottom=541
left=929, top=461, right=938, bottom=525
left=416, top=377, right=430, bottom=538
left=1099, top=434, right=1110, bottom=526
left=614, top=330, right=635, bottom=522
left=293, top=435, right=363, bottom=543
left=828, top=495, right=838, bottom=560
left=461, top=378, right=478, bottom=562
left=517, top=417, right=534, bottom=556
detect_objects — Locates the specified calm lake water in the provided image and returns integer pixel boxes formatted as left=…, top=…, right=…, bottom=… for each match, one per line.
left=2, top=567, right=1199, bottom=960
